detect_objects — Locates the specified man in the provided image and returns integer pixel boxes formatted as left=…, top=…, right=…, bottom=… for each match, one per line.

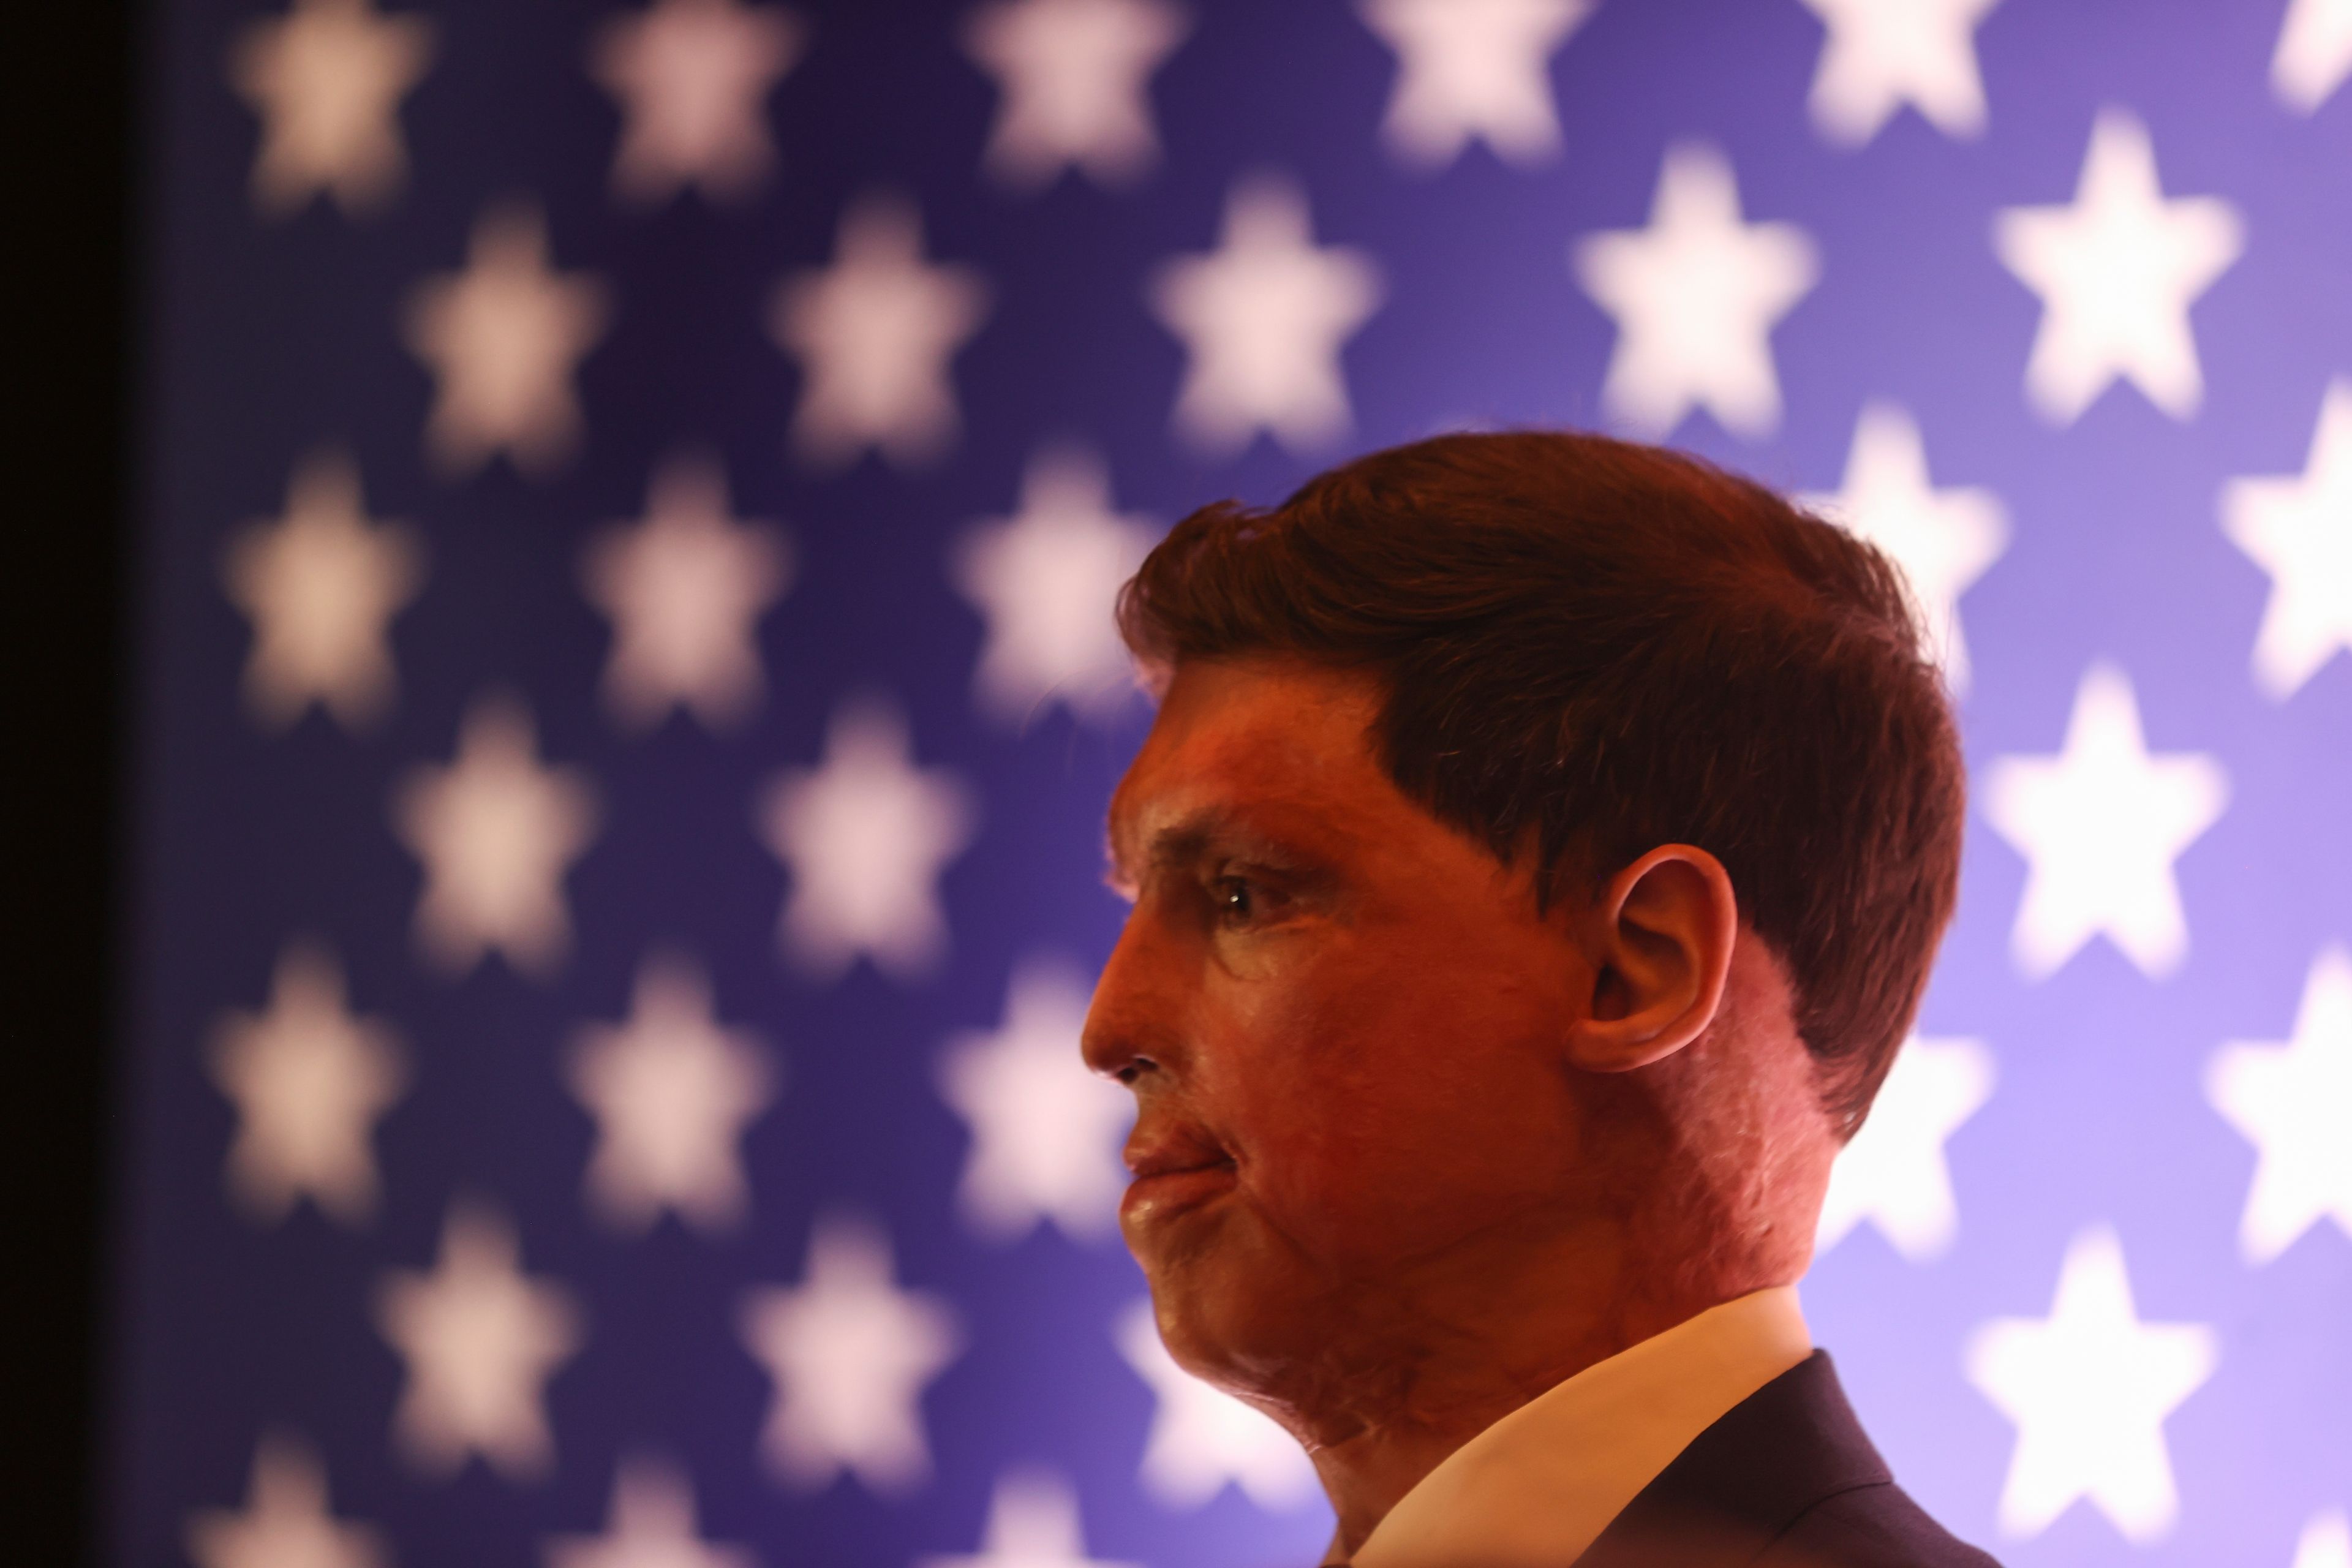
left=1083, top=431, right=1997, bottom=1566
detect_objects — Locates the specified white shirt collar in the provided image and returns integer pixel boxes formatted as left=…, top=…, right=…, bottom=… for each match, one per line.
left=1346, top=1286, right=1813, bottom=1568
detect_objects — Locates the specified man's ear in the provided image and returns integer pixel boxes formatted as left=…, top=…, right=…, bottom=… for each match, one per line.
left=1564, top=844, right=1738, bottom=1073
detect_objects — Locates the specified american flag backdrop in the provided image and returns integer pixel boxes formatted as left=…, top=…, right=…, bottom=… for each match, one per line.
left=110, top=1, right=2352, bottom=1566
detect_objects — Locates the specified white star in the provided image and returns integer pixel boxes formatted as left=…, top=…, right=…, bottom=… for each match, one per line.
left=919, top=1470, right=1142, bottom=1568
left=222, top=450, right=426, bottom=734
left=1816, top=1035, right=1994, bottom=1262
left=964, top=0, right=1189, bottom=190
left=1795, top=0, right=1999, bottom=146
left=186, top=1435, right=386, bottom=1568
left=1982, top=663, right=2227, bottom=981
left=2296, top=1512, right=2352, bottom=1568
left=1992, top=109, right=2242, bottom=426
left=738, top=1214, right=962, bottom=1494
left=1150, top=175, right=1384, bottom=456
left=1966, top=1226, right=2216, bottom=1542
left=545, top=1457, right=755, bottom=1568
left=769, top=195, right=990, bottom=469
left=1572, top=143, right=1820, bottom=441
left=2206, top=946, right=2352, bottom=1264
left=938, top=957, right=1134, bottom=1242
left=2274, top=0, right=2352, bottom=111
left=2221, top=380, right=2352, bottom=701
left=568, top=954, right=780, bottom=1235
left=208, top=942, right=407, bottom=1227
left=404, top=203, right=611, bottom=478
left=376, top=1203, right=584, bottom=1479
left=1114, top=1301, right=1319, bottom=1512
left=393, top=693, right=601, bottom=979
left=951, top=448, right=1153, bottom=727
left=228, top=0, right=434, bottom=218
left=1800, top=403, right=2008, bottom=695
left=592, top=0, right=804, bottom=206
left=581, top=454, right=794, bottom=733
left=755, top=698, right=974, bottom=982
left=1359, top=0, right=1589, bottom=169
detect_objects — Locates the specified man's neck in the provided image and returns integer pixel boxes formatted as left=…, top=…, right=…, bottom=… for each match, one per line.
left=1285, top=1251, right=1738, bottom=1558
left=1310, top=1284, right=1814, bottom=1565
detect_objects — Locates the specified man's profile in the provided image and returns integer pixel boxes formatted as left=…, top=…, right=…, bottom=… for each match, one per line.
left=1084, top=431, right=1997, bottom=1566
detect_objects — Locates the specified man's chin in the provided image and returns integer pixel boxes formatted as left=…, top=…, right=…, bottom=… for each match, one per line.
left=1118, top=1164, right=1239, bottom=1300
left=1147, top=1282, right=1279, bottom=1403
left=1129, top=1216, right=1329, bottom=1414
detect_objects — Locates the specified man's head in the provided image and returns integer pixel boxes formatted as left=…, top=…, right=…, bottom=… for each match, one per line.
left=1082, top=431, right=1964, bottom=1430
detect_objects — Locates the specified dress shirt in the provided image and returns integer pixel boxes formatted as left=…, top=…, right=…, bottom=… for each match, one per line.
left=1343, top=1285, right=1814, bottom=1567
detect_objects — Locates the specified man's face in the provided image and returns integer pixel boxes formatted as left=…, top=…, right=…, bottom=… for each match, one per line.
left=1087, top=658, right=1608, bottom=1400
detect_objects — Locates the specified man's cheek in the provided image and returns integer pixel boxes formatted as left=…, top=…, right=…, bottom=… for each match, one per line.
left=1238, top=1119, right=1425, bottom=1270
left=1224, top=989, right=1390, bottom=1116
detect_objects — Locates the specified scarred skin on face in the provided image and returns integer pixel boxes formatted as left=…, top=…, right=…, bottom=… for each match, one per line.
left=1082, top=656, right=1837, bottom=1556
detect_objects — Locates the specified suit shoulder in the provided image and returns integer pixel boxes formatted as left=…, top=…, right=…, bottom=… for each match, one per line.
left=1762, top=1480, right=2003, bottom=1568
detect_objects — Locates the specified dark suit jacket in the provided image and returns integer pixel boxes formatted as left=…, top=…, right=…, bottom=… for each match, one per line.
left=1574, top=1351, right=2001, bottom=1568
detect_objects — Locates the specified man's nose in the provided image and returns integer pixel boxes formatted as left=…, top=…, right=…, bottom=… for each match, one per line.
left=1081, top=908, right=1174, bottom=1084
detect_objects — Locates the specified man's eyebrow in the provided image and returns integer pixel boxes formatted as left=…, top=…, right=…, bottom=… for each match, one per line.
left=1102, top=805, right=1243, bottom=893
left=1101, top=809, right=1213, bottom=893
left=1106, top=804, right=1327, bottom=895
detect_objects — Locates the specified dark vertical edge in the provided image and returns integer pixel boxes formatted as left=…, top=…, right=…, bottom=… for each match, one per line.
left=15, top=2, right=138, bottom=1564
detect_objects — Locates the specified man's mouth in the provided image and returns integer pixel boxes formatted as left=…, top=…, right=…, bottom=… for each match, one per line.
left=1121, top=1129, right=1239, bottom=1226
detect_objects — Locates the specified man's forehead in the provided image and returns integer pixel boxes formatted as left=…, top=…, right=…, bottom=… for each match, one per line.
left=1106, top=716, right=1322, bottom=853
left=1104, top=662, right=1382, bottom=868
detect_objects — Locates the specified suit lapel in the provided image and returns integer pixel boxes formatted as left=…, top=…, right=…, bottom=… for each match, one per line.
left=1574, top=1352, right=1891, bottom=1567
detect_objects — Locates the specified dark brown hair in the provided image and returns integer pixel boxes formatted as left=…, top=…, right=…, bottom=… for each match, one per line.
left=1117, top=430, right=1965, bottom=1137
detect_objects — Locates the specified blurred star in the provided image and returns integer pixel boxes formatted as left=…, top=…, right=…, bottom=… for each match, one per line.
left=756, top=699, right=974, bottom=982
left=1115, top=1301, right=1319, bottom=1511
left=1993, top=109, right=2242, bottom=425
left=545, top=1458, right=755, bottom=1568
left=222, top=448, right=424, bottom=733
left=404, top=203, right=610, bottom=478
left=1359, top=0, right=1589, bottom=169
left=582, top=453, right=793, bottom=733
left=1573, top=143, right=1819, bottom=440
left=938, top=957, right=1134, bottom=1242
left=951, top=447, right=1154, bottom=726
left=2296, top=1512, right=2352, bottom=1568
left=2206, top=946, right=2352, bottom=1264
left=919, top=1470, right=1141, bottom=1568
left=1816, top=1035, right=1993, bottom=1261
left=376, top=1204, right=584, bottom=1479
left=2221, top=379, right=2352, bottom=700
left=739, top=1215, right=962, bottom=1494
left=1801, top=403, right=2008, bottom=695
left=567, top=953, right=780, bottom=1234
left=1796, top=0, right=1999, bottom=146
left=230, top=0, right=434, bottom=217
left=1150, top=174, right=1384, bottom=456
left=393, top=694, right=600, bottom=979
left=187, top=1436, right=386, bottom=1568
left=1966, top=1227, right=2215, bottom=1542
left=965, top=0, right=1189, bottom=189
left=2273, top=0, right=2352, bottom=111
left=770, top=194, right=990, bottom=469
left=1983, top=663, right=2226, bottom=981
left=209, top=941, right=407, bottom=1227
left=592, top=0, right=804, bottom=205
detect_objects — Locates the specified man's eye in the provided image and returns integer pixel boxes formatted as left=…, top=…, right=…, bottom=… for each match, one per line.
left=1220, top=878, right=1251, bottom=917
left=1213, top=876, right=1271, bottom=924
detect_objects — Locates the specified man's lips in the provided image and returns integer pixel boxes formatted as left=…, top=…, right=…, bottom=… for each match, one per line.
left=1120, top=1129, right=1238, bottom=1224
left=1120, top=1159, right=1238, bottom=1225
